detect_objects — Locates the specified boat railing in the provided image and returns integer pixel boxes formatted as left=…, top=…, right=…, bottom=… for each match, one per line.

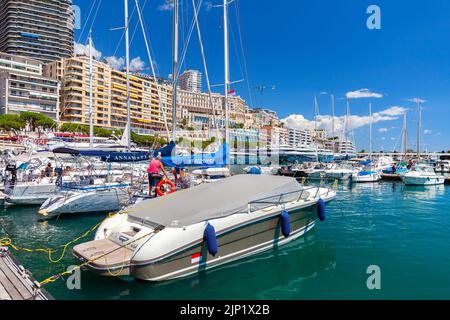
left=247, top=185, right=330, bottom=214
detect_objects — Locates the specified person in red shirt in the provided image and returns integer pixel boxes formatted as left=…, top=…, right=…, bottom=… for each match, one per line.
left=147, top=153, right=168, bottom=197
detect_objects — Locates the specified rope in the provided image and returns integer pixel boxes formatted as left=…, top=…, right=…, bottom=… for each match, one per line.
left=0, top=221, right=103, bottom=263
left=39, top=229, right=157, bottom=286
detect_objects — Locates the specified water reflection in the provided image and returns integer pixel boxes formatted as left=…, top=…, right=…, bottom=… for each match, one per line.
left=401, top=184, right=446, bottom=201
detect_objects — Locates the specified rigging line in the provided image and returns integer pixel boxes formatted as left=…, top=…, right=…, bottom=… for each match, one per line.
left=77, top=0, right=98, bottom=43
left=176, top=0, right=201, bottom=79
left=234, top=0, right=254, bottom=108
left=229, top=18, right=246, bottom=92
left=88, top=0, right=104, bottom=37
left=135, top=0, right=171, bottom=140
left=191, top=0, right=219, bottom=136
left=111, top=1, right=141, bottom=58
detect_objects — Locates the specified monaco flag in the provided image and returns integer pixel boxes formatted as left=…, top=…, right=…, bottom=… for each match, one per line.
left=191, top=253, right=202, bottom=264
left=228, top=89, right=236, bottom=96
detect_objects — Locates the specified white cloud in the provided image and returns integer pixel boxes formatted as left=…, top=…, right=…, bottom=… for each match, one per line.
left=158, top=0, right=174, bottom=11
left=408, top=98, right=426, bottom=104
left=282, top=106, right=407, bottom=137
left=74, top=42, right=102, bottom=59
left=346, top=88, right=383, bottom=99
left=105, top=56, right=125, bottom=70
left=130, top=57, right=145, bottom=72
left=379, top=128, right=389, bottom=133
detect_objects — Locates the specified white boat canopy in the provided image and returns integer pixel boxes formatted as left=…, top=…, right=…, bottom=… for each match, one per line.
left=128, top=175, right=305, bottom=228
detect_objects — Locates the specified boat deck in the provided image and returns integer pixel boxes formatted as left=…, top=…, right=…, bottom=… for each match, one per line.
left=73, top=239, right=133, bottom=273
left=0, top=247, right=53, bottom=300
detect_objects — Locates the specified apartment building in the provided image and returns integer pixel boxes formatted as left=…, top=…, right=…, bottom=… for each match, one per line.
left=179, top=69, right=202, bottom=93
left=0, top=0, right=74, bottom=64
left=287, top=128, right=313, bottom=148
left=44, top=56, right=173, bottom=132
left=0, top=52, right=59, bottom=120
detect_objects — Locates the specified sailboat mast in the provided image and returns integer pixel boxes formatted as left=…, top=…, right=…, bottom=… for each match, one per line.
left=223, top=0, right=230, bottom=147
left=88, top=31, right=94, bottom=148
left=403, top=111, right=407, bottom=160
left=369, top=102, right=373, bottom=159
left=124, top=0, right=131, bottom=150
left=417, top=101, right=422, bottom=159
left=172, top=0, right=179, bottom=142
left=331, top=94, right=335, bottom=139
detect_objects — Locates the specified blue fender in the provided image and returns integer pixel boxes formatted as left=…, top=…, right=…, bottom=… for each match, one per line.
left=203, top=223, right=218, bottom=256
left=317, top=198, right=326, bottom=222
left=280, top=211, right=291, bottom=238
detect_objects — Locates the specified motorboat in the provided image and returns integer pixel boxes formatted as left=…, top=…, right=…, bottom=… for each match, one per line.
left=72, top=175, right=336, bottom=281
left=435, top=160, right=450, bottom=174
left=38, top=182, right=133, bottom=218
left=351, top=169, right=381, bottom=183
left=324, top=164, right=358, bottom=181
left=191, top=167, right=231, bottom=185
left=402, top=164, right=445, bottom=186
left=243, top=166, right=280, bottom=176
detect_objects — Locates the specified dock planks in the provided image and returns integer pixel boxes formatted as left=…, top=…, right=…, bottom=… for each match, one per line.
left=0, top=247, right=53, bottom=300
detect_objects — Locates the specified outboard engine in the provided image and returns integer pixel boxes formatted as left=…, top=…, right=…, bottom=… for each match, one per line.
left=4, top=164, right=17, bottom=192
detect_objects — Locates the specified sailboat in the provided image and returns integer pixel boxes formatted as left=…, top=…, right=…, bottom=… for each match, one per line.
left=39, top=29, right=150, bottom=218
left=351, top=103, right=381, bottom=183
left=72, top=0, right=335, bottom=282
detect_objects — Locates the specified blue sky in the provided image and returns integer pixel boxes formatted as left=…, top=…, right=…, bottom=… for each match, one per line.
left=72, top=0, right=450, bottom=152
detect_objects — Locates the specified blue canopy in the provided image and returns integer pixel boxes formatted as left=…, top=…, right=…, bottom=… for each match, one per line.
left=161, top=143, right=230, bottom=168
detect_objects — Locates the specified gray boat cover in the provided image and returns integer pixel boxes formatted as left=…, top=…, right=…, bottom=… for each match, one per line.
left=128, top=175, right=303, bottom=228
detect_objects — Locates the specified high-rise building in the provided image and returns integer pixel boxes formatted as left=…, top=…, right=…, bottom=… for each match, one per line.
left=0, top=52, right=59, bottom=120
left=0, top=0, right=74, bottom=64
left=179, top=70, right=202, bottom=93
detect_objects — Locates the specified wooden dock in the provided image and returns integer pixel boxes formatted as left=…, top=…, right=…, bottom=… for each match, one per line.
left=0, top=247, right=53, bottom=300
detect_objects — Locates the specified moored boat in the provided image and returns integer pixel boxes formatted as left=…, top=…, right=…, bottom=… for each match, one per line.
left=73, top=175, right=336, bottom=281
left=402, top=165, right=445, bottom=186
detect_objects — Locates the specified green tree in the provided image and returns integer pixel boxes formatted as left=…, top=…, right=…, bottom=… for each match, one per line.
left=20, top=112, right=56, bottom=137
left=0, top=114, right=26, bottom=132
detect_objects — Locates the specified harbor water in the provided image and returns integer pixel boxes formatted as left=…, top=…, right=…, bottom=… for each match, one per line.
left=1, top=179, right=450, bottom=300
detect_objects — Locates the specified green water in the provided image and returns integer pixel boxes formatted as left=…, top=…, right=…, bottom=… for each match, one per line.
left=1, top=180, right=450, bottom=300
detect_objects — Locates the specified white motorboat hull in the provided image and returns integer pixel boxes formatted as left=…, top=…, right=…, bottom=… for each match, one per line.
left=39, top=186, right=131, bottom=217
left=325, top=172, right=353, bottom=181
left=351, top=173, right=381, bottom=183
left=402, top=176, right=445, bottom=186
left=5, top=183, right=56, bottom=205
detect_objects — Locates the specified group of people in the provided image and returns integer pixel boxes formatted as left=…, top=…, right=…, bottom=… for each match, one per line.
left=147, top=153, right=191, bottom=197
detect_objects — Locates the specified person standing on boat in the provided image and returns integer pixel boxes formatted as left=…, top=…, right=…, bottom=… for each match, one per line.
left=147, top=153, right=168, bottom=197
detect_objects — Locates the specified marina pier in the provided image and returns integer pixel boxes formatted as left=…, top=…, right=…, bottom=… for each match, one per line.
left=0, top=247, right=53, bottom=300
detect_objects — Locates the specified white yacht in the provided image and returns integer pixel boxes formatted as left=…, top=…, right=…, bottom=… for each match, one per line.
left=435, top=160, right=450, bottom=174
left=73, top=175, right=336, bottom=281
left=402, top=165, right=445, bottom=186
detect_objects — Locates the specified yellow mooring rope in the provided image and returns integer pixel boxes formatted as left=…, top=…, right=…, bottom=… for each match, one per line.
left=39, top=230, right=157, bottom=286
left=0, top=221, right=103, bottom=264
